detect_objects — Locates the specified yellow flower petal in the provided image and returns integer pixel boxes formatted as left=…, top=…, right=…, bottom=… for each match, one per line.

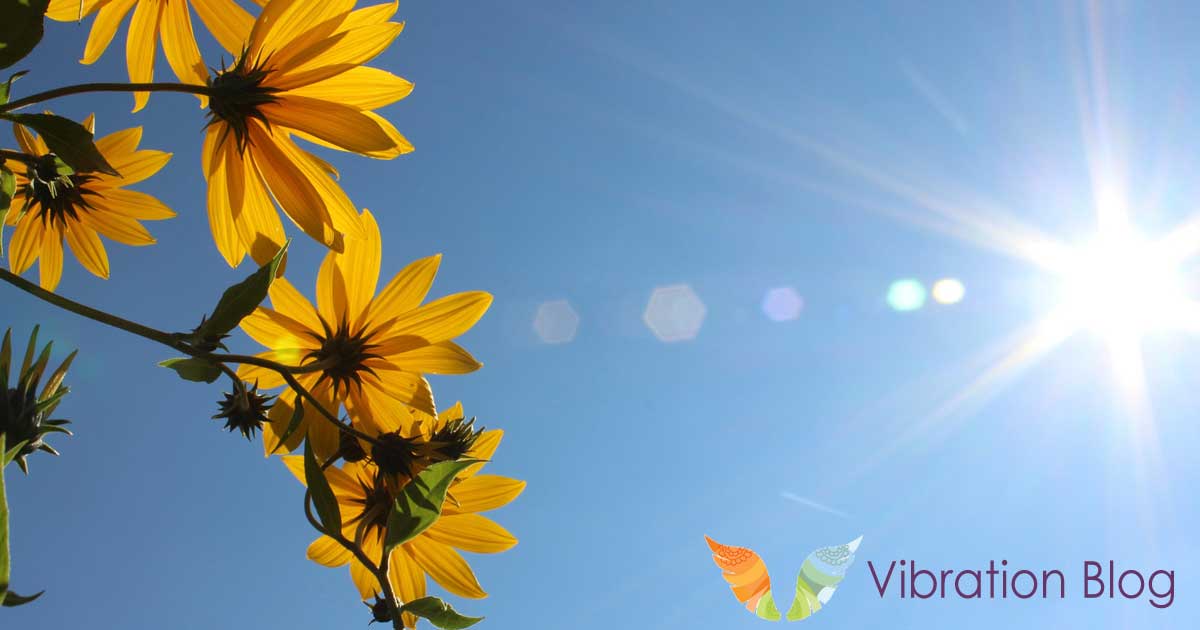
left=424, top=513, right=517, bottom=554
left=389, top=548, right=426, bottom=630
left=360, top=370, right=435, bottom=417
left=13, top=122, right=46, bottom=156
left=307, top=535, right=353, bottom=568
left=126, top=0, right=163, bottom=112
left=7, top=214, right=45, bottom=275
left=190, top=0, right=255, bottom=53
left=263, top=96, right=398, bottom=155
left=349, top=558, right=380, bottom=600
left=359, top=110, right=414, bottom=158
left=94, top=126, right=142, bottom=159
left=264, top=399, right=307, bottom=456
left=235, top=350, right=295, bottom=389
left=271, top=22, right=404, bottom=91
left=247, top=123, right=341, bottom=252
left=89, top=188, right=177, bottom=220
left=315, top=247, right=341, bottom=324
left=37, top=230, right=63, bottom=291
left=285, top=66, right=413, bottom=110
left=229, top=143, right=288, bottom=266
left=387, top=341, right=482, bottom=375
left=99, top=148, right=172, bottom=187
left=267, top=277, right=324, bottom=334
left=250, top=0, right=354, bottom=62
left=280, top=451, right=361, bottom=497
left=345, top=388, right=398, bottom=436
left=447, top=475, right=527, bottom=514
left=205, top=139, right=246, bottom=267
left=79, top=210, right=155, bottom=246
left=160, top=0, right=209, bottom=94
left=240, top=307, right=313, bottom=349
left=270, top=132, right=364, bottom=240
left=306, top=381, right=342, bottom=462
left=46, top=0, right=104, bottom=22
left=81, top=0, right=138, bottom=64
left=340, top=1, right=398, bottom=30
left=461, top=430, right=503, bottom=479
left=384, top=291, right=494, bottom=345
left=407, top=536, right=487, bottom=599
left=365, top=254, right=441, bottom=326
left=64, top=223, right=109, bottom=279
left=292, top=112, right=414, bottom=160
left=330, top=209, right=381, bottom=323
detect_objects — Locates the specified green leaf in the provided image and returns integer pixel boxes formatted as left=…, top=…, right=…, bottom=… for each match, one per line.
left=303, top=438, right=341, bottom=533
left=0, top=589, right=43, bottom=606
left=157, top=358, right=222, bottom=384
left=399, top=597, right=483, bottom=630
left=1, top=113, right=117, bottom=175
left=269, top=397, right=303, bottom=455
left=0, top=70, right=27, bottom=105
left=0, top=0, right=49, bottom=70
left=195, top=240, right=289, bottom=341
left=384, top=460, right=479, bottom=553
left=1, top=434, right=10, bottom=605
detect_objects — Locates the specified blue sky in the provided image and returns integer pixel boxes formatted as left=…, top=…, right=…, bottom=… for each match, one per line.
left=4, top=1, right=1198, bottom=628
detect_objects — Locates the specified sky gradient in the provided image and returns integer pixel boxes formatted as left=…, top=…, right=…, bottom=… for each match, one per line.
left=3, top=2, right=1197, bottom=628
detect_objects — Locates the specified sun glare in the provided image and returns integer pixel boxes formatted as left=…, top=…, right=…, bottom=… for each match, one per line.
left=1058, top=229, right=1190, bottom=339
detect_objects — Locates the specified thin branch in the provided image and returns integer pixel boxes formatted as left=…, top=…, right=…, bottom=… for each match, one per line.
left=0, top=82, right=212, bottom=113
left=303, top=491, right=402, bottom=628
left=0, top=268, right=378, bottom=446
left=0, top=268, right=186, bottom=349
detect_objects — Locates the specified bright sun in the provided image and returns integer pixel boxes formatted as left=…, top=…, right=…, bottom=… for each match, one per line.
left=1058, top=228, right=1191, bottom=340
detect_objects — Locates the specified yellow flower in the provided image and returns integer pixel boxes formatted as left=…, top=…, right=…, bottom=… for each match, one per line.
left=3, top=116, right=175, bottom=290
left=201, top=0, right=413, bottom=267
left=283, top=406, right=524, bottom=628
left=236, top=209, right=491, bottom=460
left=46, top=0, right=256, bottom=112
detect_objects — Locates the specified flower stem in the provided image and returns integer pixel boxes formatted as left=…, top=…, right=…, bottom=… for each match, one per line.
left=0, top=82, right=212, bottom=113
left=303, top=491, right=405, bottom=629
left=0, top=268, right=185, bottom=349
left=0, top=268, right=377, bottom=445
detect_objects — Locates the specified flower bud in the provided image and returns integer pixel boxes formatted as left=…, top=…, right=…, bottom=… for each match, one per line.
left=213, top=382, right=273, bottom=440
left=0, top=327, right=75, bottom=474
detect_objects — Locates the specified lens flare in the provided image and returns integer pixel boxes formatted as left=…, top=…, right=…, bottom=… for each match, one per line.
left=887, top=279, right=927, bottom=312
left=931, top=278, right=965, bottom=305
left=762, top=287, right=804, bottom=322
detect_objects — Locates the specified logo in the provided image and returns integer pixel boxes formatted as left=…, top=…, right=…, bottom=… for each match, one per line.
left=704, top=535, right=863, bottom=621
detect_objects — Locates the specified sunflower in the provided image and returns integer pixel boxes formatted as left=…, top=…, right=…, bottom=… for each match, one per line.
left=236, top=209, right=491, bottom=460
left=282, top=405, right=524, bottom=628
left=3, top=116, right=175, bottom=290
left=46, top=0, right=256, bottom=112
left=201, top=0, right=413, bottom=267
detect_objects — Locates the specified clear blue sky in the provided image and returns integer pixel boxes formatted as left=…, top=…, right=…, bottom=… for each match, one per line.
left=5, top=2, right=1197, bottom=628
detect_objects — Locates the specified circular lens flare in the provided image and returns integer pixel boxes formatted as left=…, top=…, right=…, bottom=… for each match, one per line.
left=887, top=279, right=927, bottom=312
left=931, top=278, right=966, bottom=305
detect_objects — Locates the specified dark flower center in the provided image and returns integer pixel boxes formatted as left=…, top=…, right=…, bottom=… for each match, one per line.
left=349, top=474, right=395, bottom=542
left=206, top=55, right=279, bottom=151
left=371, top=432, right=422, bottom=479
left=305, top=318, right=380, bottom=395
left=22, top=154, right=97, bottom=229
